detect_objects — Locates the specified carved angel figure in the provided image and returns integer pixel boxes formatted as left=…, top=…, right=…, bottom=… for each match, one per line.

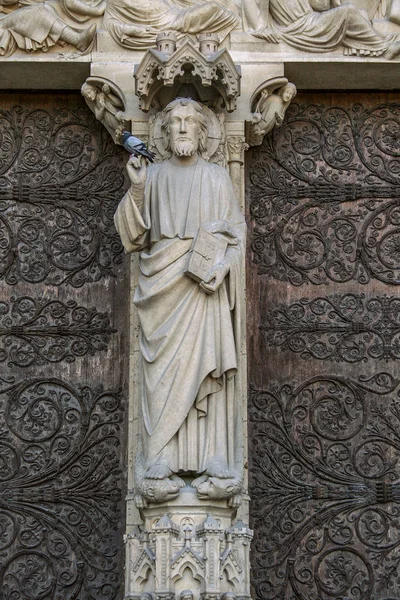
left=249, top=79, right=297, bottom=146
left=243, top=0, right=400, bottom=59
left=0, top=4, right=95, bottom=55
left=114, top=99, right=246, bottom=508
left=81, top=80, right=128, bottom=141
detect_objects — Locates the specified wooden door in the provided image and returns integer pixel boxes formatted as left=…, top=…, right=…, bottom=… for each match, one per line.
left=247, top=92, right=400, bottom=600
left=0, top=92, right=129, bottom=600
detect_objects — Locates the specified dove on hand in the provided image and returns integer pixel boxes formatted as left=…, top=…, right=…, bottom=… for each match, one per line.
left=121, top=131, right=156, bottom=163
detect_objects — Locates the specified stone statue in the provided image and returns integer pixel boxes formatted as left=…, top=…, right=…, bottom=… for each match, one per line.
left=0, top=4, right=96, bottom=55
left=114, top=98, right=246, bottom=507
left=180, top=591, right=194, bottom=600
left=81, top=81, right=128, bottom=141
left=243, top=0, right=400, bottom=59
left=248, top=80, right=297, bottom=146
left=103, top=0, right=240, bottom=50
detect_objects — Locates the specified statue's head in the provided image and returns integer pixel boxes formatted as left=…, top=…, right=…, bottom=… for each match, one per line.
left=279, top=83, right=297, bottom=103
left=140, top=593, right=153, bottom=600
left=161, top=98, right=208, bottom=158
left=180, top=590, right=194, bottom=600
left=81, top=83, right=97, bottom=102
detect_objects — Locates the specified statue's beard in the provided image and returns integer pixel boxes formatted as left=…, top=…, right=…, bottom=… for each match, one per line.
left=172, top=140, right=197, bottom=157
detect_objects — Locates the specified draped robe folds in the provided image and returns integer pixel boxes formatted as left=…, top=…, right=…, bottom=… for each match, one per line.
left=0, top=5, right=64, bottom=55
left=243, top=0, right=396, bottom=54
left=104, top=0, right=240, bottom=50
left=114, top=158, right=245, bottom=475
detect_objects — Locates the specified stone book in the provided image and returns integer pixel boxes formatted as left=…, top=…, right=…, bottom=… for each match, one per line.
left=185, top=228, right=228, bottom=283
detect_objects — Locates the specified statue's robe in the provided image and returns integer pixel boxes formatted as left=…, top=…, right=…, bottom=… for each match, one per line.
left=244, top=0, right=396, bottom=54
left=0, top=5, right=63, bottom=55
left=104, top=0, right=239, bottom=49
left=114, top=157, right=245, bottom=475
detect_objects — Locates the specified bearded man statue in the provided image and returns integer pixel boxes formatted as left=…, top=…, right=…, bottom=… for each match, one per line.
left=114, top=99, right=246, bottom=507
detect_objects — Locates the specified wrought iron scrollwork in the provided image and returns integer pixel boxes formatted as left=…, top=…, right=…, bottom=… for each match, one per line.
left=0, top=295, right=114, bottom=367
left=249, top=102, right=400, bottom=286
left=0, top=105, right=127, bottom=286
left=0, top=377, right=124, bottom=600
left=250, top=372, right=400, bottom=600
left=261, top=293, right=400, bottom=363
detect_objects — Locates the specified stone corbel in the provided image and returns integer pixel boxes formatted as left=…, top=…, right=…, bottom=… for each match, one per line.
left=81, top=76, right=129, bottom=144
left=134, top=32, right=241, bottom=113
left=246, top=76, right=297, bottom=147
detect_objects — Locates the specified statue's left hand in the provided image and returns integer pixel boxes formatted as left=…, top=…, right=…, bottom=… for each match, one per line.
left=199, top=262, right=229, bottom=295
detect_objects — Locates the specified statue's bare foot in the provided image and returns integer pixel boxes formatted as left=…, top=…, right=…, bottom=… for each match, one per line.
left=251, top=27, right=281, bottom=43
left=170, top=475, right=186, bottom=488
left=191, top=474, right=208, bottom=489
left=385, top=41, right=400, bottom=60
left=137, top=476, right=182, bottom=504
left=145, top=463, right=174, bottom=479
left=205, top=457, right=235, bottom=479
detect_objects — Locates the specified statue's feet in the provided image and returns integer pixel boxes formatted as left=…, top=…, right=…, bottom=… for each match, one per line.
left=145, top=463, right=174, bottom=479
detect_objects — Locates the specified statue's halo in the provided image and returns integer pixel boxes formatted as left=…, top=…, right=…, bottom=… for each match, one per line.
left=152, top=103, right=223, bottom=161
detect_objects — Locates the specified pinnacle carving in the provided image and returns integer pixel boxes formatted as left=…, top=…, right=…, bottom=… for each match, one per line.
left=134, top=33, right=241, bottom=113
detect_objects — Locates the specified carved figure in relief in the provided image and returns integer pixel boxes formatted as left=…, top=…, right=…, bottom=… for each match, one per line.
left=103, top=0, right=240, bottom=50
left=0, top=4, right=96, bottom=55
left=81, top=82, right=128, bottom=139
left=180, top=590, right=194, bottom=600
left=249, top=80, right=297, bottom=146
left=243, top=0, right=400, bottom=58
left=114, top=98, right=246, bottom=507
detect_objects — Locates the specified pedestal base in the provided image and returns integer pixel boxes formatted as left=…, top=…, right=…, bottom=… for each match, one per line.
left=125, top=487, right=252, bottom=600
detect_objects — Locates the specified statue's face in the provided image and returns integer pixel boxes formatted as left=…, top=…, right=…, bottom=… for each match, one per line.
left=84, top=87, right=96, bottom=101
left=168, top=104, right=200, bottom=157
left=282, top=86, right=294, bottom=102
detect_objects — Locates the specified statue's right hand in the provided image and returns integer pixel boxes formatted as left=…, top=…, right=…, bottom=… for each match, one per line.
left=126, top=155, right=147, bottom=188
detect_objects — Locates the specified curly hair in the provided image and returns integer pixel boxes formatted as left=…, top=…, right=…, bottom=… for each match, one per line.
left=161, top=98, right=208, bottom=155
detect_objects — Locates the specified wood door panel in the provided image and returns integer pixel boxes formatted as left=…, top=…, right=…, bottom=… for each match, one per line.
left=247, top=92, right=400, bottom=600
left=0, top=92, right=129, bottom=600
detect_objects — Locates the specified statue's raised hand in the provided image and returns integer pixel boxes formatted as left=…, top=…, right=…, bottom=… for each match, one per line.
left=126, top=155, right=147, bottom=188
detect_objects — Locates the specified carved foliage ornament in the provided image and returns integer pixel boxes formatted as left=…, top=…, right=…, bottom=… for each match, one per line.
left=0, top=376, right=124, bottom=600
left=0, top=104, right=126, bottom=286
left=250, top=371, right=400, bottom=600
left=250, top=101, right=400, bottom=286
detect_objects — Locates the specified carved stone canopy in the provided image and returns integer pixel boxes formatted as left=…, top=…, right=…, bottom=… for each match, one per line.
left=134, top=33, right=241, bottom=113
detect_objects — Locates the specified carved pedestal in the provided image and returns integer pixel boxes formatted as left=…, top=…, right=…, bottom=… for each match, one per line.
left=125, top=489, right=252, bottom=600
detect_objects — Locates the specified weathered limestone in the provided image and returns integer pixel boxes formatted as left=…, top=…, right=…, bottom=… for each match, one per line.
left=246, top=76, right=297, bottom=147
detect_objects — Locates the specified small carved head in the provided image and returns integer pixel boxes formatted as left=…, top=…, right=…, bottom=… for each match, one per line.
left=180, top=590, right=194, bottom=600
left=161, top=98, right=208, bottom=158
left=279, top=83, right=297, bottom=104
left=140, top=593, right=154, bottom=600
left=81, top=82, right=98, bottom=102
